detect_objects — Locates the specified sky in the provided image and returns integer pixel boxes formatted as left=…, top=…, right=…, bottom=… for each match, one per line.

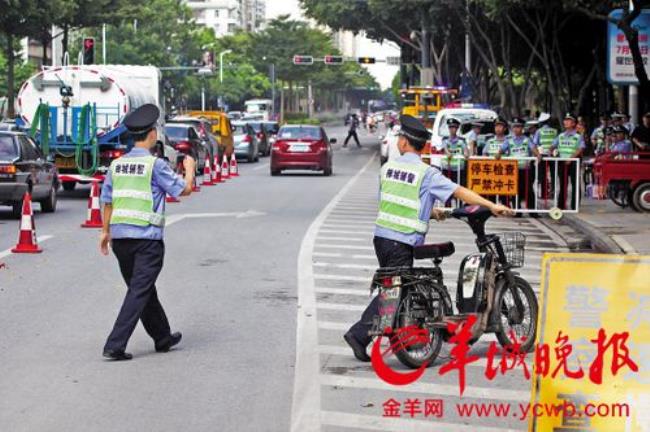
left=265, top=0, right=399, bottom=89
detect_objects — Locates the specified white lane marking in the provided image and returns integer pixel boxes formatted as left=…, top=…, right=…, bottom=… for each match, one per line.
left=314, top=262, right=376, bottom=270
left=320, top=229, right=374, bottom=235
left=166, top=210, right=266, bottom=226
left=320, top=374, right=530, bottom=402
left=322, top=222, right=374, bottom=228
left=0, top=235, right=54, bottom=260
left=314, top=274, right=371, bottom=282
left=252, top=162, right=270, bottom=171
left=315, top=244, right=374, bottom=251
left=317, top=321, right=351, bottom=331
left=291, top=151, right=378, bottom=432
left=320, top=411, right=521, bottom=432
left=315, top=288, right=370, bottom=297
left=317, top=236, right=367, bottom=242
left=317, top=302, right=366, bottom=312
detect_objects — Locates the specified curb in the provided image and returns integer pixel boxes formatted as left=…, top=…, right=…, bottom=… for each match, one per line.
left=561, top=213, right=623, bottom=254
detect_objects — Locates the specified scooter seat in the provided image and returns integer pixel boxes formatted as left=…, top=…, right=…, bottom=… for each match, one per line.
left=414, top=242, right=455, bottom=260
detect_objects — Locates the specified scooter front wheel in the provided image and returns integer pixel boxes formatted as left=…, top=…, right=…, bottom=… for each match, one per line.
left=494, top=276, right=538, bottom=352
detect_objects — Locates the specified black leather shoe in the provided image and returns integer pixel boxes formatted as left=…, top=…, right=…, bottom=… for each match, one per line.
left=103, top=350, right=133, bottom=361
left=155, top=332, right=182, bottom=353
left=344, top=331, right=370, bottom=362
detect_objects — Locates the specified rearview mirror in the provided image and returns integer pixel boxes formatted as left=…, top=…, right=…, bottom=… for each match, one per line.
left=329, top=138, right=337, bottom=144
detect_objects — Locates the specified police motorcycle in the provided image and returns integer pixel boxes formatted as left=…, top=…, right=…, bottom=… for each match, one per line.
left=369, top=205, right=538, bottom=369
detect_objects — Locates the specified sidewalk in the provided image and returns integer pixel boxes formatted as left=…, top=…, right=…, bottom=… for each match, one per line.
left=560, top=198, right=650, bottom=254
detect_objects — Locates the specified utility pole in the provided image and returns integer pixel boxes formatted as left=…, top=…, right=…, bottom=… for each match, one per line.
left=270, top=63, right=276, bottom=119
left=628, top=0, right=638, bottom=125
left=465, top=0, right=471, bottom=74
left=420, top=15, right=434, bottom=86
left=219, top=49, right=232, bottom=84
left=102, top=24, right=107, bottom=64
left=307, top=80, right=313, bottom=118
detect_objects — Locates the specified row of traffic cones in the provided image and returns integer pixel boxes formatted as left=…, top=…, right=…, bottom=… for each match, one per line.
left=10, top=153, right=240, bottom=254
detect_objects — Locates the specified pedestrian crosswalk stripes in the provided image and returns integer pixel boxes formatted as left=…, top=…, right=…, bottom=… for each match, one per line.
left=293, top=152, right=569, bottom=432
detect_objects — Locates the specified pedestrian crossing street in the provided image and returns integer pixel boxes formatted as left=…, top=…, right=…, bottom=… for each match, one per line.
left=292, top=154, right=572, bottom=432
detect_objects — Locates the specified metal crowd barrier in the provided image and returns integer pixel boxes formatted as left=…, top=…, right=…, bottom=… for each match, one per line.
left=428, top=154, right=581, bottom=216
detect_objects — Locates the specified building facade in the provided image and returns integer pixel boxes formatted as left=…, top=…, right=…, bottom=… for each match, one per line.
left=184, top=0, right=265, bottom=36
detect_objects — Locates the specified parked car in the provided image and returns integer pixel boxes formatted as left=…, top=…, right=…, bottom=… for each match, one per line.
left=186, top=110, right=234, bottom=158
left=227, top=111, right=243, bottom=121
left=167, top=116, right=216, bottom=163
left=0, top=131, right=59, bottom=217
left=163, top=124, right=208, bottom=173
left=248, top=122, right=271, bottom=156
left=152, top=134, right=181, bottom=172
left=270, top=125, right=335, bottom=176
left=232, top=122, right=260, bottom=163
left=380, top=124, right=400, bottom=165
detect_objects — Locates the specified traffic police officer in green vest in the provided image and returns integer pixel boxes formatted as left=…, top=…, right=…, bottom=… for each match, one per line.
left=551, top=113, right=586, bottom=210
left=533, top=112, right=558, bottom=199
left=442, top=117, right=468, bottom=186
left=590, top=114, right=609, bottom=155
left=344, top=115, right=513, bottom=362
left=498, top=117, right=540, bottom=212
left=483, top=117, right=508, bottom=157
left=100, top=104, right=196, bottom=361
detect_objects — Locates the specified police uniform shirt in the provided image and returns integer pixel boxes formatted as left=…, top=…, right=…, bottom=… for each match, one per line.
left=551, top=130, right=586, bottom=153
left=610, top=139, right=633, bottom=153
left=500, top=135, right=536, bottom=156
left=374, top=152, right=459, bottom=246
left=442, top=136, right=467, bottom=154
left=482, top=136, right=506, bottom=156
left=532, top=125, right=556, bottom=148
left=100, top=148, right=187, bottom=240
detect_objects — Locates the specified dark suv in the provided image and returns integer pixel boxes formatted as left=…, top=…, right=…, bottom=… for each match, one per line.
left=0, top=131, right=59, bottom=217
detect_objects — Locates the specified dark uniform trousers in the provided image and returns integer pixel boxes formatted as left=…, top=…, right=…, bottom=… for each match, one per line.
left=348, top=237, right=414, bottom=347
left=104, top=239, right=172, bottom=352
left=537, top=159, right=557, bottom=202
left=557, top=160, right=580, bottom=210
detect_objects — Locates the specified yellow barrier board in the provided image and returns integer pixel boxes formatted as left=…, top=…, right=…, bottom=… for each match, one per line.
left=467, top=160, right=518, bottom=196
left=530, top=253, right=650, bottom=432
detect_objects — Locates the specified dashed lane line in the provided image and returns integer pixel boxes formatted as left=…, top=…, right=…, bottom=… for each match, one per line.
left=0, top=235, right=54, bottom=260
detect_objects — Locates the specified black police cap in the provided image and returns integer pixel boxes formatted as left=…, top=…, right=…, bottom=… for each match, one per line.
left=399, top=115, right=431, bottom=143
left=446, top=117, right=461, bottom=127
left=510, top=117, right=525, bottom=126
left=564, top=112, right=577, bottom=121
left=124, top=104, right=160, bottom=134
left=613, top=125, right=628, bottom=134
left=494, top=117, right=508, bottom=126
left=604, top=126, right=613, bottom=135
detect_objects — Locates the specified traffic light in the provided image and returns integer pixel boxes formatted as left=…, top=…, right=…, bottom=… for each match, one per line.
left=293, top=55, right=314, bottom=65
left=323, top=55, right=344, bottom=65
left=83, top=38, right=95, bottom=65
left=357, top=57, right=376, bottom=64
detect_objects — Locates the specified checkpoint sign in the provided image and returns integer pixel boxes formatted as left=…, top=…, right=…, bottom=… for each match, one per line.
left=530, top=254, right=650, bottom=432
left=467, top=159, right=518, bottom=196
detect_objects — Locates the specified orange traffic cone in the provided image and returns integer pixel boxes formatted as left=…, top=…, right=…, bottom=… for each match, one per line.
left=202, top=155, right=214, bottom=186
left=221, top=154, right=230, bottom=181
left=192, top=174, right=201, bottom=192
left=230, top=153, right=239, bottom=177
left=81, top=182, right=103, bottom=228
left=11, top=193, right=42, bottom=253
left=212, top=154, right=221, bottom=184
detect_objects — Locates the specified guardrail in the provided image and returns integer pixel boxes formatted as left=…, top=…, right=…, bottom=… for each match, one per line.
left=428, top=154, right=581, bottom=215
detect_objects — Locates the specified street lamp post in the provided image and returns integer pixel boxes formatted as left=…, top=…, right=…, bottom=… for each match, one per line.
left=219, top=49, right=232, bottom=84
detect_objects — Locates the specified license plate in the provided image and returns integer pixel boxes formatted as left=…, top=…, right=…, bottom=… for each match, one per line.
left=56, top=157, right=76, bottom=169
left=289, top=144, right=309, bottom=152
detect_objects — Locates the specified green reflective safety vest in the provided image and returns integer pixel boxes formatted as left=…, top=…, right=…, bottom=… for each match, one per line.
left=537, top=126, right=558, bottom=155
left=110, top=155, right=164, bottom=227
left=443, top=137, right=466, bottom=170
left=376, top=160, right=429, bottom=235
left=557, top=132, right=581, bottom=158
left=507, top=136, right=531, bottom=169
left=484, top=137, right=505, bottom=157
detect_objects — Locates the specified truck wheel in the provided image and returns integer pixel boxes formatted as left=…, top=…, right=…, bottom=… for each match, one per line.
left=632, top=182, right=650, bottom=213
left=62, top=182, right=76, bottom=192
left=40, top=184, right=58, bottom=213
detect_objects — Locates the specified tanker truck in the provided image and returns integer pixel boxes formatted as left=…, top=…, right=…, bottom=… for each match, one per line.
left=17, top=65, right=165, bottom=190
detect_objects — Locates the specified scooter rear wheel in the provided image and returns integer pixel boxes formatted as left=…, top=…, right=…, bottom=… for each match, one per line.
left=494, top=276, right=538, bottom=352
